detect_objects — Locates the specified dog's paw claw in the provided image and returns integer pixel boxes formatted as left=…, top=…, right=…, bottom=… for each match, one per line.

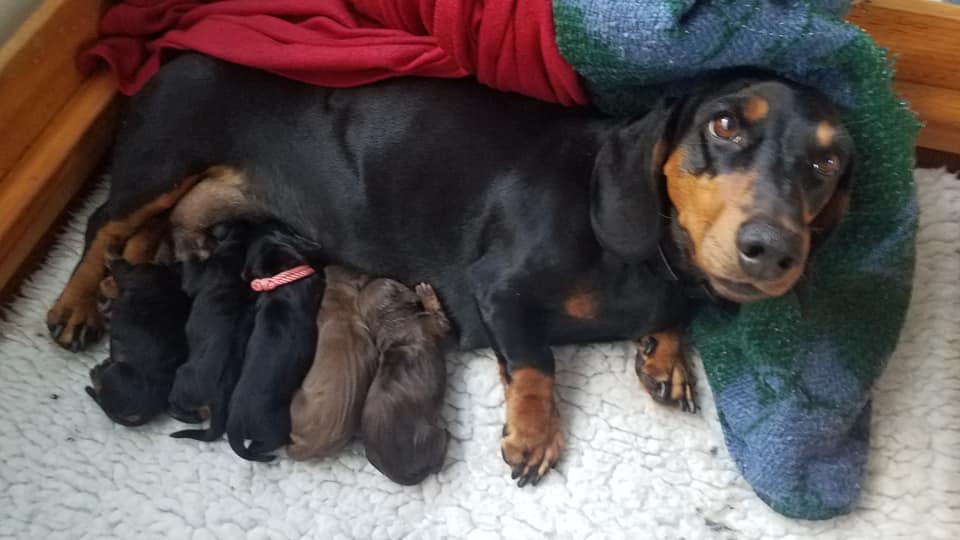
left=500, top=419, right=563, bottom=488
left=47, top=298, right=104, bottom=351
left=635, top=335, right=698, bottom=413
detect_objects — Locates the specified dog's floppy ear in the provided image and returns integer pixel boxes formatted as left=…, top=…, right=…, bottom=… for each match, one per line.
left=591, top=100, right=679, bottom=262
left=810, top=159, right=854, bottom=254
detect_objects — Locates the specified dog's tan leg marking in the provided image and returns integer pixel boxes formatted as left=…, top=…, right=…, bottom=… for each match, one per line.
left=499, top=365, right=564, bottom=486
left=48, top=176, right=201, bottom=350
left=121, top=217, right=168, bottom=264
left=635, top=328, right=698, bottom=412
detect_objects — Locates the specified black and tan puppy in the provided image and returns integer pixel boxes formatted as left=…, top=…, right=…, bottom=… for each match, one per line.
left=288, top=265, right=374, bottom=461
left=360, top=282, right=451, bottom=485
left=51, top=55, right=853, bottom=485
left=86, top=256, right=190, bottom=426
left=167, top=222, right=255, bottom=441
left=227, top=223, right=323, bottom=462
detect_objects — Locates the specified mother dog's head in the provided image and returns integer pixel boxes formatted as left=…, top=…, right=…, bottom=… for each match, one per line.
left=591, top=76, right=853, bottom=302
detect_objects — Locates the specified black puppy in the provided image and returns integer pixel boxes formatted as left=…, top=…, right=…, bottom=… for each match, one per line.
left=360, top=282, right=451, bottom=485
left=167, top=222, right=255, bottom=441
left=86, top=257, right=190, bottom=426
left=226, top=223, right=323, bottom=462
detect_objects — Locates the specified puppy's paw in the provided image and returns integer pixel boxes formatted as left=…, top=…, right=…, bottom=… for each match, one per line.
left=500, top=368, right=563, bottom=487
left=414, top=283, right=442, bottom=313
left=47, top=294, right=104, bottom=352
left=635, top=333, right=697, bottom=413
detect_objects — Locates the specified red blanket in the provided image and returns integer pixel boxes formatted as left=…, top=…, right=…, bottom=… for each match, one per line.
left=79, top=0, right=587, bottom=106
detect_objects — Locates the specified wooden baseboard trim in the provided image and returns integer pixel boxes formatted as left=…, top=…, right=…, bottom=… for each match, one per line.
left=894, top=80, right=960, bottom=155
left=0, top=0, right=111, bottom=180
left=848, top=0, right=960, bottom=154
left=0, top=70, right=118, bottom=292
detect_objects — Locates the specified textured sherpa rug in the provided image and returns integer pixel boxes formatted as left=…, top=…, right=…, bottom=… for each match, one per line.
left=0, top=169, right=957, bottom=540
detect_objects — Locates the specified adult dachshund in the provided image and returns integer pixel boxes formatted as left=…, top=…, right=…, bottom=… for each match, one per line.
left=49, top=54, right=852, bottom=486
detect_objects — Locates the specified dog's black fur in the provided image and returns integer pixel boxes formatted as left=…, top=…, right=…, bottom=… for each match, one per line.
left=168, top=223, right=255, bottom=441
left=226, top=222, right=323, bottom=462
left=86, top=259, right=190, bottom=426
left=58, top=54, right=852, bottom=482
left=360, top=281, right=451, bottom=485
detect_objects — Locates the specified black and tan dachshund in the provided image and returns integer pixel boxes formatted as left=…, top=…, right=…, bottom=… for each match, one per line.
left=86, top=256, right=190, bottom=426
left=167, top=222, right=255, bottom=440
left=52, top=55, right=853, bottom=485
left=360, top=281, right=451, bottom=485
left=226, top=222, right=324, bottom=462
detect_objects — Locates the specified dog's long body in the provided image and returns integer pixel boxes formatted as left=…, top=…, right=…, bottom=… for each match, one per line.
left=52, top=54, right=851, bottom=484
left=99, top=55, right=688, bottom=350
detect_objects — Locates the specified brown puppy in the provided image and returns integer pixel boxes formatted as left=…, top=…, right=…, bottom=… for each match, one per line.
left=360, top=281, right=451, bottom=485
left=288, top=266, right=376, bottom=460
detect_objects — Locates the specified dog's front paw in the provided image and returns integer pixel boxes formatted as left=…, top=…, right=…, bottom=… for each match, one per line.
left=47, top=294, right=104, bottom=351
left=635, top=332, right=697, bottom=413
left=500, top=368, right=563, bottom=487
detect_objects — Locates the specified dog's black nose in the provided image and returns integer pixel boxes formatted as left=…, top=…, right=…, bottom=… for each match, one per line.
left=736, top=219, right=802, bottom=281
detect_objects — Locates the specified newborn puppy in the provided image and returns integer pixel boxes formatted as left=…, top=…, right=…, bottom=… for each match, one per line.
left=85, top=257, right=190, bottom=426
left=360, top=281, right=452, bottom=485
left=227, top=223, right=323, bottom=461
left=168, top=223, right=255, bottom=441
left=288, top=266, right=376, bottom=460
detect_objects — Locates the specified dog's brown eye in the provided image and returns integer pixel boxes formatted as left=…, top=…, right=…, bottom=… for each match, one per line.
left=813, top=154, right=840, bottom=176
left=709, top=115, right=740, bottom=141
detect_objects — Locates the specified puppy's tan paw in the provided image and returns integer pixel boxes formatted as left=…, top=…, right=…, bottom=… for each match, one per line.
left=415, top=283, right=442, bottom=313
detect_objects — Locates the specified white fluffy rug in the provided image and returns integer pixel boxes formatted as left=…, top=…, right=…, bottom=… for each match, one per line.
left=0, top=169, right=957, bottom=540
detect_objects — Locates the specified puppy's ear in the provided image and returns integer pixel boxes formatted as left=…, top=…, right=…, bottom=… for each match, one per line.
left=290, top=234, right=325, bottom=265
left=810, top=159, right=854, bottom=254
left=591, top=100, right=679, bottom=262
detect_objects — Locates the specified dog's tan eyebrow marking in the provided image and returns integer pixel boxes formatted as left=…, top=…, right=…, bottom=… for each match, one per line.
left=743, top=97, right=769, bottom=122
left=816, top=122, right=836, bottom=147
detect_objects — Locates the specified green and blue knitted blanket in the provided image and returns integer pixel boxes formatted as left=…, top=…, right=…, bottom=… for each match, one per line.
left=553, top=0, right=919, bottom=520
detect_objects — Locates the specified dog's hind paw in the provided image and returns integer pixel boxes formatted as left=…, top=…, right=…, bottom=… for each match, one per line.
left=47, top=295, right=104, bottom=352
left=635, top=331, right=698, bottom=413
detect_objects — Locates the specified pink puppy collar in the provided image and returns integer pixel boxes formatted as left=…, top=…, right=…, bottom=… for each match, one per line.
left=250, top=265, right=316, bottom=292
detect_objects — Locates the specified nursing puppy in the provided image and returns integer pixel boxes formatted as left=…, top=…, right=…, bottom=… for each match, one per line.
left=85, top=256, right=190, bottom=426
left=168, top=223, right=255, bottom=441
left=227, top=223, right=323, bottom=462
left=288, top=266, right=376, bottom=460
left=360, top=282, right=452, bottom=485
